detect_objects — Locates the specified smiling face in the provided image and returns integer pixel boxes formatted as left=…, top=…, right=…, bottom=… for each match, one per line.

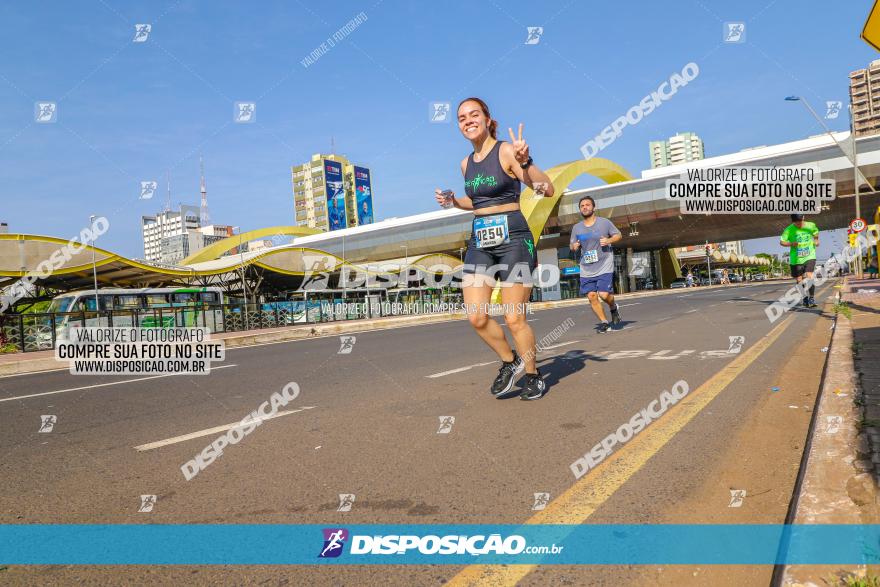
left=457, top=100, right=490, bottom=142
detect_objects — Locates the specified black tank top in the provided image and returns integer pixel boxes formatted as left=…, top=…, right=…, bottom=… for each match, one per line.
left=464, top=141, right=520, bottom=210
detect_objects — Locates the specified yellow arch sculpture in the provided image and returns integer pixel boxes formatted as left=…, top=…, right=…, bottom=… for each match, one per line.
left=519, top=157, right=634, bottom=241
left=491, top=157, right=635, bottom=302
left=181, top=225, right=321, bottom=265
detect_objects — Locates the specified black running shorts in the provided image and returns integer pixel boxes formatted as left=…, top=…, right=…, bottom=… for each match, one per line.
left=463, top=210, right=537, bottom=284
left=790, top=259, right=816, bottom=278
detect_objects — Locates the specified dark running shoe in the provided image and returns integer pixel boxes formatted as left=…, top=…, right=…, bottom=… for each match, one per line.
left=808, top=297, right=818, bottom=308
left=609, top=304, right=622, bottom=326
left=802, top=297, right=810, bottom=308
left=597, top=322, right=611, bottom=334
left=490, top=351, right=524, bottom=398
left=520, top=370, right=547, bottom=401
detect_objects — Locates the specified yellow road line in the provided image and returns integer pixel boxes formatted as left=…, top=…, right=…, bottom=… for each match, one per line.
left=448, top=314, right=796, bottom=586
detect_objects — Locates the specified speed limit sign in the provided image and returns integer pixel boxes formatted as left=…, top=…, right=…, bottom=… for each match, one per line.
left=851, top=218, right=868, bottom=233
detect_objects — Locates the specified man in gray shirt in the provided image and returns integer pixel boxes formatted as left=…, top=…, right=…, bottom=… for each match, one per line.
left=570, top=196, right=623, bottom=333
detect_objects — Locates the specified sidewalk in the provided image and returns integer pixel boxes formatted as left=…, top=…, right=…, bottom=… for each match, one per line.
left=0, top=279, right=779, bottom=377
left=847, top=278, right=880, bottom=485
left=781, top=278, right=880, bottom=585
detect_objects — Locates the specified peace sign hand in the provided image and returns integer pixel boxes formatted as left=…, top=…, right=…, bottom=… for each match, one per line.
left=508, top=123, right=530, bottom=165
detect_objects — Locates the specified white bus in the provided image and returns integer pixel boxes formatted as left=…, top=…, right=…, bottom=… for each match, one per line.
left=45, top=287, right=226, bottom=340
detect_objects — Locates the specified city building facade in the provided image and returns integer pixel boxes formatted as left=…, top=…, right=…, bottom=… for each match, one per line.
left=850, top=59, right=880, bottom=137
left=292, top=154, right=374, bottom=231
left=649, top=132, right=705, bottom=168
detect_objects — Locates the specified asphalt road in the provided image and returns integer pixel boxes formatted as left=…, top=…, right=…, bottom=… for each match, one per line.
left=0, top=280, right=838, bottom=586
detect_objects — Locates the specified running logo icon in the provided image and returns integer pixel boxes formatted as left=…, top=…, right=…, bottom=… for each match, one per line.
left=35, top=102, right=57, bottom=123
left=38, top=415, right=57, bottom=433
left=319, top=528, right=349, bottom=558
left=728, top=489, right=746, bottom=508
left=532, top=492, right=550, bottom=510
left=235, top=102, right=256, bottom=123
left=430, top=102, right=451, bottom=123
left=727, top=336, right=745, bottom=354
left=825, top=101, right=842, bottom=120
left=140, top=181, right=158, bottom=200
left=338, top=336, right=356, bottom=354
left=825, top=415, right=843, bottom=434
left=337, top=494, right=355, bottom=512
left=138, top=495, right=157, bottom=512
left=525, top=27, right=543, bottom=45
left=723, top=22, right=745, bottom=43
left=629, top=256, right=649, bottom=277
left=437, top=416, right=455, bottom=434
left=301, top=254, right=334, bottom=290
left=133, top=24, right=151, bottom=43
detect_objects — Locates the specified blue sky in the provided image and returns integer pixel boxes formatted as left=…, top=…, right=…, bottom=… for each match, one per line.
left=0, top=0, right=876, bottom=259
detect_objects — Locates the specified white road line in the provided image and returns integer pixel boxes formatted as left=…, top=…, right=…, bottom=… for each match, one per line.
left=0, top=366, right=71, bottom=379
left=426, top=361, right=498, bottom=378
left=133, top=406, right=316, bottom=451
left=540, top=340, right=581, bottom=351
left=0, top=364, right=238, bottom=403
left=617, top=303, right=641, bottom=307
left=685, top=309, right=699, bottom=314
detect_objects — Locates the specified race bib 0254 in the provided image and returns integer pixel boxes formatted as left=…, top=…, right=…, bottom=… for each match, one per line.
left=474, top=215, right=510, bottom=249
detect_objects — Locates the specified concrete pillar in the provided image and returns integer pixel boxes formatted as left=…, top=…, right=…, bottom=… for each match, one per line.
left=657, top=247, right=682, bottom=289
left=627, top=248, right=637, bottom=292
left=537, top=248, right=562, bottom=301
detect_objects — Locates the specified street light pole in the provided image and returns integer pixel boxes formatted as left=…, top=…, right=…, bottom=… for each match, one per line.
left=705, top=241, right=712, bottom=285
left=342, top=231, right=346, bottom=300
left=400, top=244, right=408, bottom=289
left=234, top=227, right=249, bottom=331
left=89, top=215, right=100, bottom=324
left=850, top=105, right=865, bottom=278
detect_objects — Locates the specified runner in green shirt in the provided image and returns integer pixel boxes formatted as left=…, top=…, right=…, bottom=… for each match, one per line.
left=779, top=214, right=819, bottom=308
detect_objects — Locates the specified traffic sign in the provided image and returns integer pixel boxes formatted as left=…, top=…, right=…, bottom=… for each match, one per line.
left=851, top=218, right=868, bottom=233
left=864, top=0, right=880, bottom=52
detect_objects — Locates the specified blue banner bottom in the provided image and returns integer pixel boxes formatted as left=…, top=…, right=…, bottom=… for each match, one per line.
left=2, top=524, right=879, bottom=565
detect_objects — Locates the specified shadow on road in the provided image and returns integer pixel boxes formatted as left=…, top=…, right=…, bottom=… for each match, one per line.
left=847, top=301, right=880, bottom=315
left=538, top=349, right=603, bottom=391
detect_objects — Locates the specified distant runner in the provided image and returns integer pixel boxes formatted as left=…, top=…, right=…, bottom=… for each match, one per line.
left=570, top=196, right=623, bottom=333
left=780, top=213, right=819, bottom=308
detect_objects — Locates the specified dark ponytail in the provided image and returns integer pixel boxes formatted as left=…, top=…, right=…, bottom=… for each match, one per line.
left=458, top=97, right=497, bottom=139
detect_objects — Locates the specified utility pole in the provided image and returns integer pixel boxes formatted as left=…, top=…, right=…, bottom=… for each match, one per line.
left=705, top=241, right=712, bottom=284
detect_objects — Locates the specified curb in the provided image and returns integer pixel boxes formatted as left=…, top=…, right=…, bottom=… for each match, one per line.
left=778, top=281, right=878, bottom=585
left=0, top=280, right=778, bottom=376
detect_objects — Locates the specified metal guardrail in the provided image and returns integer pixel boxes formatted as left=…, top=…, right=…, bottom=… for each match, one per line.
left=0, top=296, right=467, bottom=353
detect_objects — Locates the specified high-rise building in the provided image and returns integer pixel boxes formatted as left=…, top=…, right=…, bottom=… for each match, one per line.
left=292, top=153, right=374, bottom=231
left=649, top=132, right=705, bottom=168
left=142, top=205, right=201, bottom=263
left=157, top=225, right=232, bottom=265
left=677, top=240, right=745, bottom=256
left=142, top=208, right=234, bottom=265
left=141, top=160, right=231, bottom=264
left=714, top=240, right=745, bottom=256
left=849, top=59, right=880, bottom=137
left=0, top=223, right=7, bottom=234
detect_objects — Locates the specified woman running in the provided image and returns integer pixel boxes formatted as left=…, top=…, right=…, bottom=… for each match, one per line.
left=434, top=97, right=555, bottom=400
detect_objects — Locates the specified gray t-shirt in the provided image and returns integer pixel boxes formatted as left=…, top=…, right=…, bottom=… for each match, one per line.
left=570, top=217, right=621, bottom=277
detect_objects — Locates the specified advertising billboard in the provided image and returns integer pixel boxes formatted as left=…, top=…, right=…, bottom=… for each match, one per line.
left=324, top=159, right=346, bottom=231
left=354, top=166, right=373, bottom=225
